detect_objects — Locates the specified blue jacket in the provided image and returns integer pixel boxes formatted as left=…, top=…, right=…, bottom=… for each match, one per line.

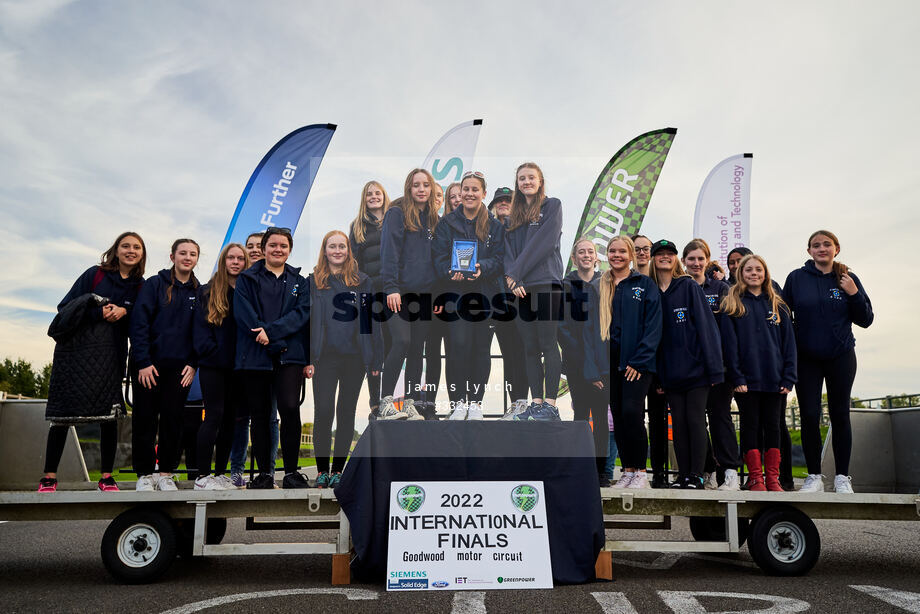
left=379, top=204, right=438, bottom=295
left=656, top=276, right=724, bottom=392
left=720, top=292, right=797, bottom=391
left=700, top=277, right=730, bottom=318
left=129, top=268, right=199, bottom=370
left=60, top=265, right=143, bottom=366
left=307, top=272, right=384, bottom=372
left=233, top=260, right=310, bottom=370
left=503, top=197, right=563, bottom=287
left=558, top=269, right=599, bottom=378
left=432, top=207, right=505, bottom=295
left=583, top=271, right=662, bottom=381
left=192, top=284, right=237, bottom=370
left=783, top=260, right=873, bottom=360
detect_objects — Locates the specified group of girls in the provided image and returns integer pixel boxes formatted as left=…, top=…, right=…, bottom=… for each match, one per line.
left=583, top=230, right=872, bottom=493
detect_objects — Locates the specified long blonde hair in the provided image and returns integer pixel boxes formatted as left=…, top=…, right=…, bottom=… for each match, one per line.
left=398, top=168, right=440, bottom=233
left=507, top=162, right=547, bottom=230
left=598, top=236, right=637, bottom=341
left=460, top=174, right=492, bottom=243
left=649, top=247, right=689, bottom=286
left=351, top=180, right=390, bottom=244
left=444, top=182, right=461, bottom=215
left=720, top=254, right=787, bottom=322
left=313, top=230, right=360, bottom=289
left=206, top=243, right=250, bottom=326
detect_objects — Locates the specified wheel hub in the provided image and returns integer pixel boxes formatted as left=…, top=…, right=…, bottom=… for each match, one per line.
left=768, top=521, right=806, bottom=562
left=117, top=524, right=160, bottom=568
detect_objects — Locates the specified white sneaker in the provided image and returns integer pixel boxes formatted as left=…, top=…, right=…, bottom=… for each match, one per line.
left=157, top=474, right=178, bottom=491
left=718, top=468, right=741, bottom=491
left=466, top=402, right=484, bottom=420
left=800, top=473, right=825, bottom=493
left=214, top=474, right=235, bottom=489
left=135, top=475, right=155, bottom=492
left=403, top=398, right=425, bottom=421
left=612, top=471, right=635, bottom=489
left=834, top=474, right=854, bottom=494
left=626, top=471, right=650, bottom=489
left=448, top=401, right=468, bottom=421
left=501, top=399, right=529, bottom=421
left=194, top=475, right=225, bottom=491
left=703, top=472, right=718, bottom=490
left=378, top=396, right=407, bottom=420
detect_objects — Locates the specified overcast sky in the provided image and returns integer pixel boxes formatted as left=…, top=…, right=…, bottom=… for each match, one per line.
left=1, top=0, right=918, bottom=405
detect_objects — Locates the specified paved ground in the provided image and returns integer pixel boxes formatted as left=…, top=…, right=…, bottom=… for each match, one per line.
left=1, top=514, right=918, bottom=613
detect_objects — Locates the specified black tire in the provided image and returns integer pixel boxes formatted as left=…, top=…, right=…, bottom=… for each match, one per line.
left=688, top=515, right=750, bottom=547
left=748, top=506, right=820, bottom=576
left=175, top=517, right=228, bottom=558
left=101, top=508, right=177, bottom=584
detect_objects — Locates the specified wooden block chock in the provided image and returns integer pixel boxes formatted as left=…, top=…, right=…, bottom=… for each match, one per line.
left=331, top=553, right=351, bottom=585
left=595, top=550, right=613, bottom=581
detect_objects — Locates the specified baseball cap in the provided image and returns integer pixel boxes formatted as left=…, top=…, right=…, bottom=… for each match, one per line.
left=488, top=187, right=513, bottom=210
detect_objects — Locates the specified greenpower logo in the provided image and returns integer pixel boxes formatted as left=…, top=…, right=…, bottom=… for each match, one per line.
left=510, top=484, right=539, bottom=512
left=396, top=485, right=425, bottom=513
left=497, top=577, right=503, bottom=584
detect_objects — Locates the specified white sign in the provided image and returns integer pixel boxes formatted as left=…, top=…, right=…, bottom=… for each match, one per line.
left=692, top=153, right=753, bottom=268
left=386, top=481, right=553, bottom=591
left=422, top=119, right=483, bottom=198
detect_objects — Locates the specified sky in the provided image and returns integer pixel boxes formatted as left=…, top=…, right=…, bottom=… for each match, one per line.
left=1, top=1, right=918, bottom=414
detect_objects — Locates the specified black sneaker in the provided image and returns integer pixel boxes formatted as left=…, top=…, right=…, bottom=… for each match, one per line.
left=418, top=401, right=439, bottom=421
left=651, top=473, right=670, bottom=489
left=282, top=472, right=310, bottom=489
left=247, top=473, right=276, bottom=490
left=669, top=475, right=685, bottom=489
left=598, top=474, right=612, bottom=488
left=683, top=474, right=704, bottom=490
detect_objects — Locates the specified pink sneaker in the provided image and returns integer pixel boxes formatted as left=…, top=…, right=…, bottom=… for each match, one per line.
left=38, top=477, right=57, bottom=492
left=97, top=476, right=120, bottom=492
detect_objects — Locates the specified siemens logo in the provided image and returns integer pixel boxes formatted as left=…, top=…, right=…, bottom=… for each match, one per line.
left=389, top=570, right=427, bottom=578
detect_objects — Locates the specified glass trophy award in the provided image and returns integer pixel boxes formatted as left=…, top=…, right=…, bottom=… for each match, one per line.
left=451, top=239, right=478, bottom=276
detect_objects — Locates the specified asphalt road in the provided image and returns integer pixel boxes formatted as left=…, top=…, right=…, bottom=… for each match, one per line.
left=1, top=516, right=918, bottom=613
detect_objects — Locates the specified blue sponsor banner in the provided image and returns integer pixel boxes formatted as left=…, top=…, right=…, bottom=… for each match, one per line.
left=219, top=123, right=336, bottom=251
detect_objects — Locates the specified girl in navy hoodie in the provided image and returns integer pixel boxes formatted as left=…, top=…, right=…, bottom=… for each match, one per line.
left=682, top=238, right=740, bottom=490
left=650, top=240, right=723, bottom=489
left=38, top=232, right=146, bottom=493
left=783, top=230, right=873, bottom=494
left=503, top=162, right=564, bottom=420
left=432, top=171, right=505, bottom=420
left=379, top=169, right=439, bottom=420
left=192, top=243, right=250, bottom=490
left=721, top=254, right=797, bottom=492
left=129, top=238, right=200, bottom=492
left=305, top=231, right=383, bottom=488
left=584, top=236, right=662, bottom=489
left=234, top=227, right=311, bottom=490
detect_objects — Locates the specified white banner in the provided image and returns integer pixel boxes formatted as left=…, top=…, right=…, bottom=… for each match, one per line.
left=692, top=153, right=753, bottom=267
left=422, top=119, right=483, bottom=197
left=386, top=481, right=552, bottom=591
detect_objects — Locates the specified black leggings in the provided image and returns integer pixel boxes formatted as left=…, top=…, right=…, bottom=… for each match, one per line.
left=312, top=352, right=365, bottom=474
left=666, top=386, right=710, bottom=477
left=44, top=421, right=117, bottom=474
left=737, top=391, right=783, bottom=452
left=241, top=365, right=304, bottom=475
left=424, top=317, right=448, bottom=402
left=446, top=316, right=491, bottom=403
left=493, top=319, right=528, bottom=403
left=646, top=379, right=669, bottom=475
left=609, top=371, right=652, bottom=469
left=196, top=367, right=239, bottom=476
left=131, top=366, right=191, bottom=476
left=382, top=309, right=431, bottom=401
left=365, top=319, right=391, bottom=410
left=570, top=375, right=610, bottom=474
left=514, top=283, right=562, bottom=400
left=706, top=381, right=741, bottom=469
left=796, top=349, right=857, bottom=475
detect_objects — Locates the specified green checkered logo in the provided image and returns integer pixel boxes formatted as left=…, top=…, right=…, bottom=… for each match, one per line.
left=396, top=485, right=425, bottom=513
left=510, top=484, right=539, bottom=512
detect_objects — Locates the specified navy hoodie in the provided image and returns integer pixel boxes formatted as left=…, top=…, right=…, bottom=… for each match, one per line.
left=307, top=272, right=384, bottom=371
left=558, top=269, right=599, bottom=378
left=60, top=265, right=143, bottom=365
left=783, top=260, right=873, bottom=360
left=379, top=204, right=437, bottom=295
left=720, top=292, right=797, bottom=391
left=192, top=284, right=237, bottom=370
left=700, top=277, right=730, bottom=318
left=656, top=276, right=724, bottom=392
left=233, top=260, right=310, bottom=370
left=431, top=207, right=505, bottom=295
left=583, top=271, right=662, bottom=381
left=349, top=215, right=384, bottom=288
left=129, top=268, right=199, bottom=370
left=503, top=197, right=563, bottom=287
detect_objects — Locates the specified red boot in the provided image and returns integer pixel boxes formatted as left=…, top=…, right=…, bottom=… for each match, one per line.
left=744, top=450, right=766, bottom=491
left=765, top=448, right=783, bottom=492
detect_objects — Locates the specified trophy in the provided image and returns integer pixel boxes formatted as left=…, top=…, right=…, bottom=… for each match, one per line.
left=451, top=239, right=478, bottom=277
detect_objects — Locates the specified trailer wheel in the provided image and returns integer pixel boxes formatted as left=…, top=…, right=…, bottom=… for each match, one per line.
left=101, top=508, right=177, bottom=583
left=175, top=517, right=228, bottom=558
left=749, top=506, right=820, bottom=576
left=688, top=516, right=749, bottom=547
